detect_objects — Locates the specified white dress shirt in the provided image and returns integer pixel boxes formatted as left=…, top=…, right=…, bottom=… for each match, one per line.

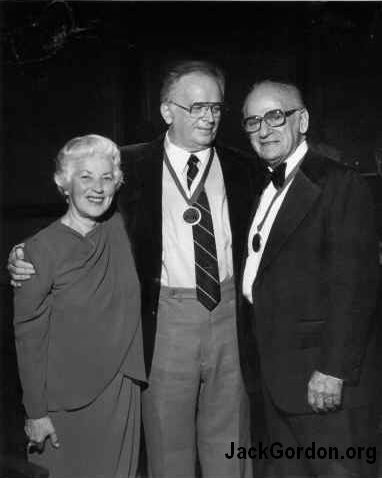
left=242, top=141, right=308, bottom=303
left=161, top=133, right=233, bottom=287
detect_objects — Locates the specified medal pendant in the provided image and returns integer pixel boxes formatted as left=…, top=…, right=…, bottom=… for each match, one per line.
left=183, top=206, right=201, bottom=225
left=252, top=232, right=261, bottom=252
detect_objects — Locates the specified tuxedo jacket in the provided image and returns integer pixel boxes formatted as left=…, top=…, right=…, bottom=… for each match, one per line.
left=248, top=149, right=380, bottom=414
left=118, top=136, right=263, bottom=378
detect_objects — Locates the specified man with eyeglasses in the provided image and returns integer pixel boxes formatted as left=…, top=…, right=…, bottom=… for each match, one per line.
left=8, top=60, right=261, bottom=477
left=241, top=80, right=379, bottom=477
left=115, top=61, right=260, bottom=478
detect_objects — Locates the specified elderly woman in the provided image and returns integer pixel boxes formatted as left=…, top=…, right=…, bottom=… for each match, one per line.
left=13, top=134, right=146, bottom=478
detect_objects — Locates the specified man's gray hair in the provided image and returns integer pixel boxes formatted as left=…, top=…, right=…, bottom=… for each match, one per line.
left=160, top=60, right=225, bottom=103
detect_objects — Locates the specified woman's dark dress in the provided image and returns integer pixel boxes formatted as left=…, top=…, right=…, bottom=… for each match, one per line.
left=14, top=212, right=146, bottom=478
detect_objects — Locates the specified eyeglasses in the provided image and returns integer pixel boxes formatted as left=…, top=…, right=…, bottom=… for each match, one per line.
left=169, top=101, right=225, bottom=118
left=242, top=108, right=302, bottom=133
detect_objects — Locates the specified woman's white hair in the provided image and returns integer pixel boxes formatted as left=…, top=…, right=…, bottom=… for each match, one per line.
left=54, top=134, right=123, bottom=195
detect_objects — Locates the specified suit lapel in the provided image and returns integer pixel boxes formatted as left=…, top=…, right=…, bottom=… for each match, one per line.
left=217, top=145, right=253, bottom=280
left=140, top=137, right=164, bottom=236
left=217, top=146, right=240, bottom=226
left=255, top=157, right=321, bottom=282
left=133, top=137, right=164, bottom=284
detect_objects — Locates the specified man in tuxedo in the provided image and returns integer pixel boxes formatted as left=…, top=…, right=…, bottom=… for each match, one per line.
left=241, top=79, right=379, bottom=477
left=8, top=60, right=260, bottom=478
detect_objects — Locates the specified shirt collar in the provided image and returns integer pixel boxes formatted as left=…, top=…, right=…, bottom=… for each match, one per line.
left=164, top=132, right=211, bottom=177
left=273, top=140, right=308, bottom=176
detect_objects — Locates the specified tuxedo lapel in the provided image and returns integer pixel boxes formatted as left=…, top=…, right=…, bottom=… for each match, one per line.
left=255, top=167, right=321, bottom=283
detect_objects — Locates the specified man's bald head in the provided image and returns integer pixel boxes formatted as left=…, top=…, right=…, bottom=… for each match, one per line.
left=243, top=80, right=305, bottom=117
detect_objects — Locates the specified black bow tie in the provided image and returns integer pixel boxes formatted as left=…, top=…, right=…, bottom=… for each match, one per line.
left=265, top=162, right=287, bottom=189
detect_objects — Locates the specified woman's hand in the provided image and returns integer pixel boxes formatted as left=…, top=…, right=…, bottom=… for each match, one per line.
left=25, top=416, right=60, bottom=451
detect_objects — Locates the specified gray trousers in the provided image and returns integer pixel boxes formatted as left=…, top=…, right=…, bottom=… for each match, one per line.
left=142, top=279, right=252, bottom=478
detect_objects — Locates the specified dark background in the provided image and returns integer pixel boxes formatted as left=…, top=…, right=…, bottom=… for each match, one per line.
left=1, top=1, right=382, bottom=475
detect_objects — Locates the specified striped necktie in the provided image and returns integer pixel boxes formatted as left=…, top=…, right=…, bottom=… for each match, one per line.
left=187, top=154, right=221, bottom=310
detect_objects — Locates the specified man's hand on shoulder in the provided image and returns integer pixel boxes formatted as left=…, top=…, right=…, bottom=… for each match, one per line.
left=7, top=243, right=36, bottom=287
left=307, top=370, right=343, bottom=413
